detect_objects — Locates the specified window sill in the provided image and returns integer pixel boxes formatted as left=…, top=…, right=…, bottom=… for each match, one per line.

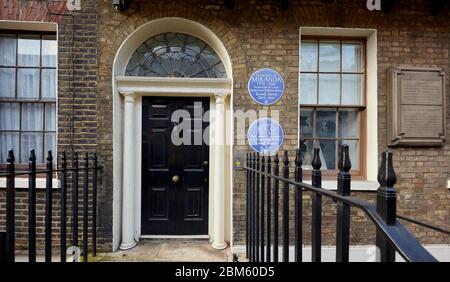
left=0, top=177, right=61, bottom=189
left=302, top=179, right=379, bottom=191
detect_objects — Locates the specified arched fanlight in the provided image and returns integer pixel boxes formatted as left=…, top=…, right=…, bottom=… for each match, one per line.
left=125, top=33, right=227, bottom=78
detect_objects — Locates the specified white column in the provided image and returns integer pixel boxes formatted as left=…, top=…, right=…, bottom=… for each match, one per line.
left=212, top=93, right=227, bottom=250
left=120, top=93, right=137, bottom=250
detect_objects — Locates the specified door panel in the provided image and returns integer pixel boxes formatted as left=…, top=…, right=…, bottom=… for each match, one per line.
left=142, top=97, right=209, bottom=235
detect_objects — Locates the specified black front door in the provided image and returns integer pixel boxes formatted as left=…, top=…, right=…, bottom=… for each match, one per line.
left=142, top=97, right=209, bottom=235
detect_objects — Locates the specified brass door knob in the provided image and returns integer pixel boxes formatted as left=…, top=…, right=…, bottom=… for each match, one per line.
left=172, top=175, right=180, bottom=183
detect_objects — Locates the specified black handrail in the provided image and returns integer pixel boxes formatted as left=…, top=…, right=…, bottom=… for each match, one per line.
left=244, top=145, right=438, bottom=262
left=397, top=215, right=450, bottom=236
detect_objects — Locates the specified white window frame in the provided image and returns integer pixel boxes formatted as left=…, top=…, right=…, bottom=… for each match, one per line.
left=0, top=20, right=59, bottom=189
left=299, top=27, right=378, bottom=191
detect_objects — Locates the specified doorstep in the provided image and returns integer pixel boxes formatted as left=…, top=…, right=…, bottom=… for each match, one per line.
left=100, top=240, right=232, bottom=262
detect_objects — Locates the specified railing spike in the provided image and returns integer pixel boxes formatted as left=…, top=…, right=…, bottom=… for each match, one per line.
left=7, top=150, right=15, bottom=163
left=295, top=148, right=302, bottom=167
left=29, top=149, right=36, bottom=162
left=339, top=145, right=351, bottom=173
left=274, top=152, right=279, bottom=164
left=312, top=147, right=321, bottom=170
left=47, top=150, right=53, bottom=162
left=283, top=150, right=289, bottom=165
left=378, top=149, right=396, bottom=188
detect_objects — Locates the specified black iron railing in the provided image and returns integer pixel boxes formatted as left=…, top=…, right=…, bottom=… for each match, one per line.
left=245, top=145, right=438, bottom=262
left=0, top=149, right=100, bottom=262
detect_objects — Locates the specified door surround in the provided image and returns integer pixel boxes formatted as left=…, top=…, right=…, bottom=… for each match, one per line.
left=112, top=18, right=234, bottom=252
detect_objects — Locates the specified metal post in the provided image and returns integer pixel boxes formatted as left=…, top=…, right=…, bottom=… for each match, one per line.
left=60, top=152, right=68, bottom=262
left=336, top=145, right=351, bottom=262
left=0, top=232, right=6, bottom=262
left=282, top=151, right=289, bottom=262
left=273, top=153, right=280, bottom=262
left=260, top=156, right=265, bottom=262
left=6, top=150, right=15, bottom=262
left=311, top=148, right=322, bottom=262
left=255, top=153, right=260, bottom=262
left=72, top=152, right=79, bottom=250
left=376, top=149, right=397, bottom=262
left=92, top=153, right=98, bottom=257
left=83, top=153, right=89, bottom=262
left=28, top=150, right=37, bottom=263
left=266, top=156, right=272, bottom=262
left=45, top=151, right=53, bottom=262
left=251, top=153, right=256, bottom=262
left=246, top=153, right=249, bottom=259
left=294, top=148, right=303, bottom=262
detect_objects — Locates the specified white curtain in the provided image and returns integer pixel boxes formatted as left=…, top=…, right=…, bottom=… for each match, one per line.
left=0, top=34, right=56, bottom=163
left=0, top=34, right=16, bottom=99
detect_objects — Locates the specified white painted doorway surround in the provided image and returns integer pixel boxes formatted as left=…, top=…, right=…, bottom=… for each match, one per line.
left=112, top=18, right=234, bottom=251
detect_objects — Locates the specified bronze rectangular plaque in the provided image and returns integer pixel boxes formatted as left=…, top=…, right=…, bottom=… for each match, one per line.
left=388, top=66, right=446, bottom=146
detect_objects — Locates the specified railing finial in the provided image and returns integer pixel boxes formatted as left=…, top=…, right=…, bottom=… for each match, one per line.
left=283, top=150, right=289, bottom=165
left=377, top=148, right=396, bottom=188
left=295, top=148, right=302, bottom=167
left=338, top=145, right=351, bottom=173
left=312, top=147, right=321, bottom=170
left=29, top=149, right=36, bottom=162
left=7, top=150, right=15, bottom=163
left=47, top=150, right=53, bottom=162
left=274, top=152, right=279, bottom=164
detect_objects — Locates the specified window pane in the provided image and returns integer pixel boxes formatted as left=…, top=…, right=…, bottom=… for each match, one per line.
left=17, top=68, right=39, bottom=99
left=317, top=139, right=336, bottom=170
left=300, top=73, right=317, bottom=104
left=0, top=103, right=20, bottom=130
left=21, top=132, right=43, bottom=163
left=18, top=35, right=40, bottom=67
left=300, top=139, right=314, bottom=170
left=339, top=140, right=359, bottom=170
left=0, top=68, right=15, bottom=98
left=339, top=110, right=359, bottom=138
left=342, top=43, right=362, bottom=73
left=44, top=132, right=56, bottom=156
left=342, top=74, right=363, bottom=105
left=41, top=69, right=56, bottom=99
left=45, top=103, right=56, bottom=131
left=0, top=133, right=19, bottom=162
left=319, top=74, right=340, bottom=104
left=299, top=109, right=314, bottom=138
left=21, top=103, right=43, bottom=131
left=319, top=42, right=340, bottom=72
left=42, top=35, right=57, bottom=67
left=316, top=110, right=336, bottom=138
left=301, top=41, right=318, bottom=72
left=0, top=34, right=16, bottom=66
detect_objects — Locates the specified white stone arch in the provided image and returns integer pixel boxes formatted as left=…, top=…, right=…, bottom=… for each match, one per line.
left=112, top=17, right=234, bottom=251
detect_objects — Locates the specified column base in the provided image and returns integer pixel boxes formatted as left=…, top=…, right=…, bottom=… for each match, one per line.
left=119, top=241, right=137, bottom=250
left=212, top=241, right=227, bottom=250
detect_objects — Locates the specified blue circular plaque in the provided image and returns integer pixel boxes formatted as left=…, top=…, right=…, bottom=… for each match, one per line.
left=247, top=118, right=284, bottom=154
left=248, top=68, right=285, bottom=105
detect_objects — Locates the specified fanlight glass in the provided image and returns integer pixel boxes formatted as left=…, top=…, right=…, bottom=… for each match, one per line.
left=125, top=33, right=226, bottom=78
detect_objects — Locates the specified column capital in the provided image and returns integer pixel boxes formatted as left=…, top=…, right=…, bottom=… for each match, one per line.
left=122, top=92, right=136, bottom=103
left=214, top=93, right=227, bottom=104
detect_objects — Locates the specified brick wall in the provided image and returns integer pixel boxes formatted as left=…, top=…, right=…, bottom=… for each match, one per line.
left=1, top=0, right=449, bottom=252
